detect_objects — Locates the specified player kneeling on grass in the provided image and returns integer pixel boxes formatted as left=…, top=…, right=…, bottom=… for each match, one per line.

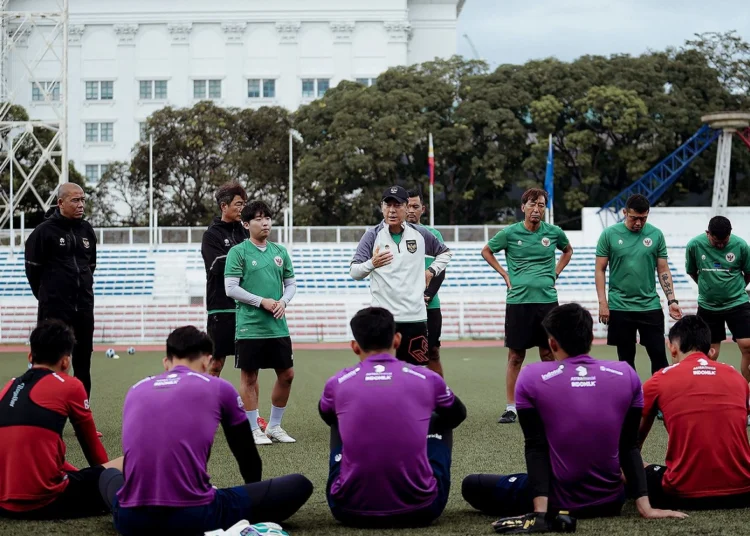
left=98, top=326, right=313, bottom=536
left=462, top=303, right=687, bottom=531
left=639, top=315, right=750, bottom=510
left=319, top=306, right=467, bottom=528
left=0, top=319, right=123, bottom=520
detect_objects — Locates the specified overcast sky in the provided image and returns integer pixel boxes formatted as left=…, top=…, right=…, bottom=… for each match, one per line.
left=457, top=0, right=750, bottom=67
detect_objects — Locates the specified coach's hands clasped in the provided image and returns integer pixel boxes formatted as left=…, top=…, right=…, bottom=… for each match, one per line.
left=372, top=245, right=393, bottom=268
left=261, top=298, right=287, bottom=319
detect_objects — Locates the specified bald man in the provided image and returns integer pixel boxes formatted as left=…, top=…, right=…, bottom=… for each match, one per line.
left=25, top=183, right=98, bottom=400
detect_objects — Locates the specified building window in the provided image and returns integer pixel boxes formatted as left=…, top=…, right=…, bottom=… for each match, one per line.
left=302, top=78, right=330, bottom=99
left=193, top=79, right=222, bottom=99
left=86, top=81, right=114, bottom=101
left=85, top=122, right=114, bottom=143
left=31, top=81, right=60, bottom=102
left=84, top=164, right=110, bottom=185
left=356, top=78, right=375, bottom=87
left=140, top=80, right=168, bottom=100
left=247, top=79, right=275, bottom=99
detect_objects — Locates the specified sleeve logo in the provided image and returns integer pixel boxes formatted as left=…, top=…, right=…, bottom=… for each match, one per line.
left=84, top=399, right=90, bottom=410
left=237, top=395, right=244, bottom=409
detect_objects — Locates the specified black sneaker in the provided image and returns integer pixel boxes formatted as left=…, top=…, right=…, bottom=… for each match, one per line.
left=498, top=410, right=517, bottom=424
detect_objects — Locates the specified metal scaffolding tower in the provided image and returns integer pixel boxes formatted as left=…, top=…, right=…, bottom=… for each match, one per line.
left=0, top=0, right=68, bottom=232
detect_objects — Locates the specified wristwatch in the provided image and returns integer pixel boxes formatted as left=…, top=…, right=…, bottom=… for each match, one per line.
left=667, top=299, right=679, bottom=306
left=427, top=267, right=437, bottom=276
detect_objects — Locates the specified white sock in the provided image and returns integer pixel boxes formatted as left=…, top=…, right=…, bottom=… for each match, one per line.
left=247, top=410, right=259, bottom=431
left=506, top=404, right=517, bottom=413
left=269, top=405, right=286, bottom=429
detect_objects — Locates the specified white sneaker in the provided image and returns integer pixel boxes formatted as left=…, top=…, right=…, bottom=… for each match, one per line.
left=253, top=427, right=272, bottom=445
left=265, top=425, right=296, bottom=443
left=204, top=520, right=250, bottom=535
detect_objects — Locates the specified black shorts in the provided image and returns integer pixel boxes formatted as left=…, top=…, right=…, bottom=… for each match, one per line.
left=697, top=303, right=750, bottom=344
left=645, top=465, right=750, bottom=510
left=235, top=337, right=294, bottom=371
left=395, top=322, right=429, bottom=366
left=606, top=309, right=664, bottom=347
left=504, top=303, right=558, bottom=350
left=0, top=466, right=107, bottom=520
left=207, top=312, right=236, bottom=359
left=427, top=308, right=442, bottom=351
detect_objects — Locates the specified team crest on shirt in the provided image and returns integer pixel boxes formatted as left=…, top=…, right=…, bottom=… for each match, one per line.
left=252, top=260, right=258, bottom=266
left=517, top=240, right=522, bottom=246
left=59, top=237, right=65, bottom=246
left=274, top=256, right=283, bottom=267
left=726, top=252, right=736, bottom=263
left=541, top=237, right=550, bottom=247
left=82, top=238, right=90, bottom=249
left=701, top=254, right=706, bottom=260
left=406, top=240, right=417, bottom=253
left=643, top=238, right=653, bottom=247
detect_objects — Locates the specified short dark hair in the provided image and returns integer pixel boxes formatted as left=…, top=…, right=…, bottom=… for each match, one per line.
left=166, top=326, right=214, bottom=361
left=241, top=200, right=272, bottom=222
left=215, top=181, right=247, bottom=209
left=541, top=303, right=593, bottom=357
left=521, top=188, right=548, bottom=205
left=350, top=307, right=396, bottom=352
left=625, top=194, right=650, bottom=214
left=407, top=189, right=424, bottom=204
left=708, top=216, right=732, bottom=240
left=668, top=315, right=711, bottom=355
left=30, top=320, right=76, bottom=366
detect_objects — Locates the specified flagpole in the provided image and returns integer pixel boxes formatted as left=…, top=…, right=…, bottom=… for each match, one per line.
left=428, top=132, right=435, bottom=227
left=149, top=133, right=154, bottom=247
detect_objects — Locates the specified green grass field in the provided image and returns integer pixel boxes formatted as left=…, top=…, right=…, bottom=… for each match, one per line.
left=1, top=344, right=749, bottom=535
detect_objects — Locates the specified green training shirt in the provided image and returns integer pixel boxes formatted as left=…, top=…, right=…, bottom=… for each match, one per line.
left=224, top=240, right=295, bottom=340
left=685, top=233, right=750, bottom=312
left=596, top=222, right=667, bottom=312
left=487, top=221, right=570, bottom=305
left=423, top=225, right=444, bottom=310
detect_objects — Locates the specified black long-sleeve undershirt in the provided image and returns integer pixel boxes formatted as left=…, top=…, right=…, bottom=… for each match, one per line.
left=222, top=420, right=262, bottom=484
left=619, top=407, right=649, bottom=498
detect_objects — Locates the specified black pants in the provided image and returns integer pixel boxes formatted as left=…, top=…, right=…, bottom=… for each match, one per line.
left=99, top=469, right=313, bottom=534
left=607, top=309, right=667, bottom=375
left=645, top=465, right=750, bottom=510
left=461, top=473, right=624, bottom=519
left=38, top=307, right=95, bottom=397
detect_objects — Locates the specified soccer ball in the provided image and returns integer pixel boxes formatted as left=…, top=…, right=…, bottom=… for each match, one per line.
left=127, top=347, right=136, bottom=355
left=105, top=348, right=116, bottom=358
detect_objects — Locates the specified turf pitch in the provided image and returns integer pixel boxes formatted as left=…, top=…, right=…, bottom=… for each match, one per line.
left=1, top=344, right=750, bottom=535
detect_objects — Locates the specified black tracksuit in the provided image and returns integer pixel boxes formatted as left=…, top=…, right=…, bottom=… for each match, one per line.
left=24, top=208, right=97, bottom=396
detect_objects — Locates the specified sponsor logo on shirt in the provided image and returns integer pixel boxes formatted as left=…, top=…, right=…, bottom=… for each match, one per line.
left=427, top=433, right=443, bottom=440
left=570, top=365, right=596, bottom=387
left=541, top=364, right=564, bottom=381
left=693, top=358, right=716, bottom=376
left=618, top=239, right=623, bottom=245
left=274, top=256, right=283, bottom=267
left=643, top=238, right=652, bottom=247
left=661, top=363, right=679, bottom=374
left=599, top=365, right=624, bottom=376
left=366, top=363, right=392, bottom=382
left=726, top=252, right=736, bottom=263
left=541, top=237, right=550, bottom=247
left=338, top=367, right=360, bottom=384
left=517, top=240, right=522, bottom=245
left=402, top=367, right=427, bottom=380
left=59, top=237, right=65, bottom=246
left=9, top=383, right=24, bottom=407
left=82, top=238, right=90, bottom=249
left=335, top=453, right=343, bottom=462
left=406, top=240, right=417, bottom=253
left=154, top=373, right=181, bottom=387
left=224, top=239, right=230, bottom=246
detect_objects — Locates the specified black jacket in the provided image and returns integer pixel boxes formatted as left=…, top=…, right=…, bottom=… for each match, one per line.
left=201, top=217, right=248, bottom=312
left=24, top=207, right=97, bottom=313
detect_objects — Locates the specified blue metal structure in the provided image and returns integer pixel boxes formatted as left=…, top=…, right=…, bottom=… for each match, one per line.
left=598, top=124, right=721, bottom=225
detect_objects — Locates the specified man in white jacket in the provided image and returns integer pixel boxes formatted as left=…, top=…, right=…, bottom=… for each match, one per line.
left=350, top=186, right=453, bottom=366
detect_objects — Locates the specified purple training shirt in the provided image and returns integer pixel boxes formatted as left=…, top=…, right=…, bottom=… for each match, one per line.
left=320, top=353, right=454, bottom=516
left=116, top=365, right=247, bottom=508
left=515, top=355, right=643, bottom=510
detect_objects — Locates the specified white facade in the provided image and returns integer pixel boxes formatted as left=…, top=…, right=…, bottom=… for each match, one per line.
left=8, top=0, right=464, bottom=184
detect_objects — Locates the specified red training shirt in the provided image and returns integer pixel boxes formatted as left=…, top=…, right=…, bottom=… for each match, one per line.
left=0, top=367, right=108, bottom=512
left=643, top=352, right=750, bottom=498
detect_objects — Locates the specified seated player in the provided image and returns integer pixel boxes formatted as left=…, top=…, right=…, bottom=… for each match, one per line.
left=99, top=326, right=313, bottom=536
left=462, top=303, right=686, bottom=531
left=0, top=319, right=123, bottom=520
left=319, top=306, right=467, bottom=528
left=639, top=315, right=750, bottom=510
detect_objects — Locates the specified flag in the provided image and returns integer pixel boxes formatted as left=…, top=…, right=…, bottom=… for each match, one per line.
left=428, top=133, right=435, bottom=185
left=544, top=134, right=554, bottom=223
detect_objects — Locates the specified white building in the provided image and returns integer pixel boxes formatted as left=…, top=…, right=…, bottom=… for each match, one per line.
left=8, top=0, right=465, bottom=185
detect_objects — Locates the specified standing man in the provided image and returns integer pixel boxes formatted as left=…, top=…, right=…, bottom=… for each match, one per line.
left=350, top=186, right=453, bottom=367
left=481, top=188, right=573, bottom=424
left=225, top=201, right=297, bottom=446
left=200, top=182, right=248, bottom=376
left=25, top=183, right=97, bottom=399
left=685, top=216, right=750, bottom=381
left=596, top=194, right=682, bottom=376
left=406, top=190, right=447, bottom=377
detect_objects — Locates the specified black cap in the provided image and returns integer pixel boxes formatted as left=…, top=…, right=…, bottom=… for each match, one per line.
left=382, top=185, right=408, bottom=204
